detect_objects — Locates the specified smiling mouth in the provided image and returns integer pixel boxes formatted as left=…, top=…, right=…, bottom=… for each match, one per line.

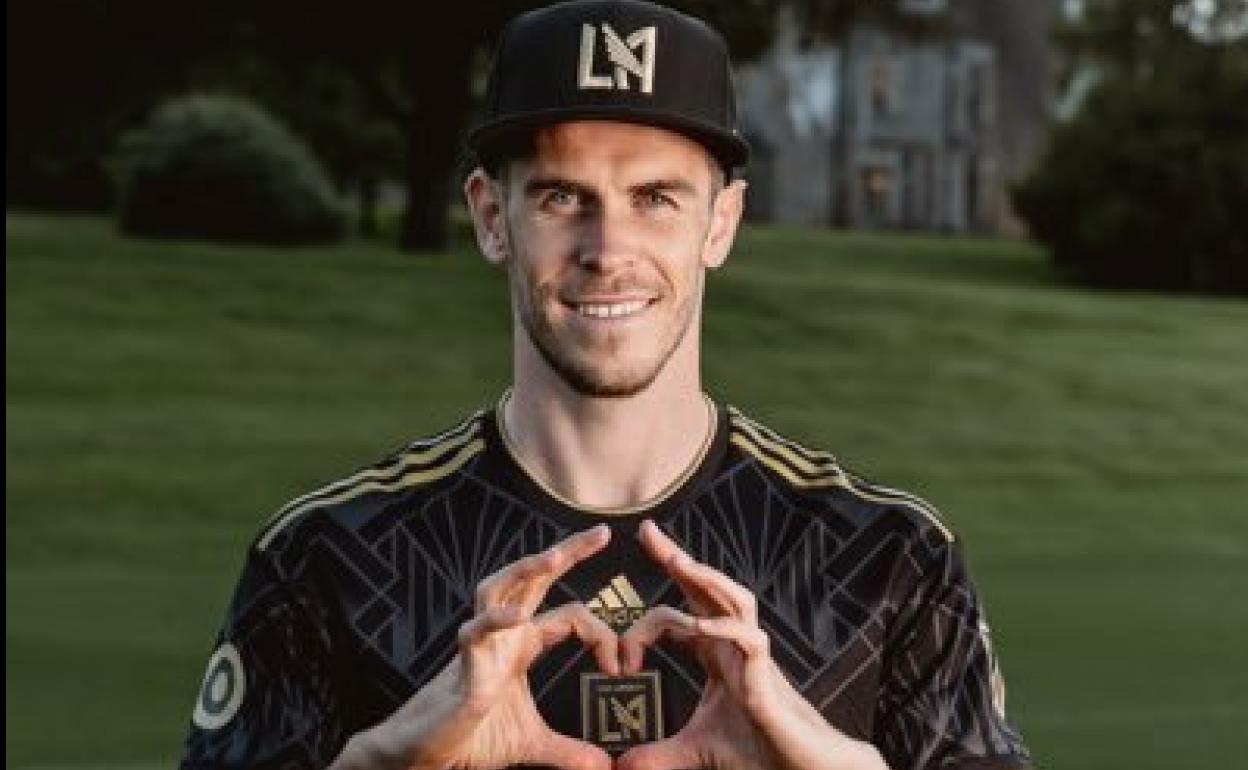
left=565, top=298, right=656, bottom=320
left=575, top=299, right=649, bottom=319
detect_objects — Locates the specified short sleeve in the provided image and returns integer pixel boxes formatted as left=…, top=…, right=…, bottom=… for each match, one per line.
left=874, top=540, right=1033, bottom=770
left=180, top=546, right=350, bottom=770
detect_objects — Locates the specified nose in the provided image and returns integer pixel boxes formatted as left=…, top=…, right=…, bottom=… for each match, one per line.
left=575, top=196, right=638, bottom=273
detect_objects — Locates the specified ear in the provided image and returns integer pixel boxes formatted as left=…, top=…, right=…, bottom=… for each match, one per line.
left=701, top=179, right=748, bottom=270
left=464, top=167, right=510, bottom=266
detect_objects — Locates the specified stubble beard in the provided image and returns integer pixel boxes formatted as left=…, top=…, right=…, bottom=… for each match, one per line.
left=513, top=270, right=701, bottom=399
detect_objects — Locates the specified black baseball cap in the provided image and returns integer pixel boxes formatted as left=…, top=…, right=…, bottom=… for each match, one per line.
left=469, top=0, right=750, bottom=173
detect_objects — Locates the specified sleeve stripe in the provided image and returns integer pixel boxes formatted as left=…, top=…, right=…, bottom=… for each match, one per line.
left=727, top=408, right=954, bottom=543
left=262, top=412, right=483, bottom=527
left=255, top=429, right=484, bottom=549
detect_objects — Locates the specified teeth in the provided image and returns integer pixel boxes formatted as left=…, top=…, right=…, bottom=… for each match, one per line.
left=577, top=300, right=648, bottom=319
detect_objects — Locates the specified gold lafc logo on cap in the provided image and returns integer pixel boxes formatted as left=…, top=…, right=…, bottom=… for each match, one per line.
left=578, top=23, right=657, bottom=94
left=586, top=574, right=646, bottom=630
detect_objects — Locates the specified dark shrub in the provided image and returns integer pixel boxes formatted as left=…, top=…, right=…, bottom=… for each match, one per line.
left=113, top=94, right=347, bottom=245
left=1012, top=54, right=1248, bottom=294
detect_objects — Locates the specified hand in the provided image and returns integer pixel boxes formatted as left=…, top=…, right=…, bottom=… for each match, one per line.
left=334, top=525, right=619, bottom=770
left=616, top=521, right=888, bottom=770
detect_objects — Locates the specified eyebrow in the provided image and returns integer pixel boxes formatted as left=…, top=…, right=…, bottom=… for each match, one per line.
left=523, top=177, right=594, bottom=199
left=521, top=176, right=700, bottom=200
left=633, top=178, right=699, bottom=198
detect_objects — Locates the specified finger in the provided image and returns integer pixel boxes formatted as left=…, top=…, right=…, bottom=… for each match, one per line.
left=616, top=734, right=701, bottom=770
left=622, top=606, right=771, bottom=672
left=476, top=524, right=610, bottom=611
left=456, top=605, right=525, bottom=649
left=532, top=727, right=614, bottom=770
left=635, top=520, right=722, bottom=614
left=689, top=615, right=771, bottom=660
left=533, top=602, right=620, bottom=676
left=618, top=606, right=698, bottom=674
left=638, top=520, right=756, bottom=621
left=512, top=524, right=611, bottom=612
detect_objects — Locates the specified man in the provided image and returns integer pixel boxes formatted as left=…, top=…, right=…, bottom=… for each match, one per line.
left=181, top=2, right=1033, bottom=769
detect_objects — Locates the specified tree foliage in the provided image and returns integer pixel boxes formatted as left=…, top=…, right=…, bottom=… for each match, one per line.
left=7, top=0, right=237, bottom=209
left=113, top=94, right=347, bottom=245
left=1013, top=0, right=1248, bottom=293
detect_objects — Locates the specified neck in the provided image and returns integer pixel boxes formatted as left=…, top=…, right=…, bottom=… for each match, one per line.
left=502, top=339, right=714, bottom=513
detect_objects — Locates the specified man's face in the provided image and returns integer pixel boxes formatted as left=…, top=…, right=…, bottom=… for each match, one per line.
left=470, top=121, right=745, bottom=398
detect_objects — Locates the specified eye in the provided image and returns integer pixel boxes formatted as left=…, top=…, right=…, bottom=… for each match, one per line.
left=546, top=187, right=578, bottom=208
left=636, top=188, right=676, bottom=210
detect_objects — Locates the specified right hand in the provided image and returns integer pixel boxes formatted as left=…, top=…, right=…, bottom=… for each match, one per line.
left=334, top=524, right=618, bottom=770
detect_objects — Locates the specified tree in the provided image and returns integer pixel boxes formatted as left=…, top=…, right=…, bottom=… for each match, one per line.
left=7, top=0, right=238, bottom=209
left=1012, top=0, right=1248, bottom=293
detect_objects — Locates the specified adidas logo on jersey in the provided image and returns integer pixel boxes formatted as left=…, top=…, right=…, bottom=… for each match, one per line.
left=586, top=575, right=646, bottom=630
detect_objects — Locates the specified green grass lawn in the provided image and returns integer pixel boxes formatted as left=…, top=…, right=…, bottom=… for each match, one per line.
left=7, top=211, right=1247, bottom=769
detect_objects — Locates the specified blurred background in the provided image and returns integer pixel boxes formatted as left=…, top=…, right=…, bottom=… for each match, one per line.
left=6, top=1, right=1247, bottom=769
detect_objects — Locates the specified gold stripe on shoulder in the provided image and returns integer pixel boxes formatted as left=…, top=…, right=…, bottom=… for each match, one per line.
left=727, top=407, right=842, bottom=480
left=266, top=412, right=483, bottom=524
left=846, top=473, right=947, bottom=528
left=727, top=412, right=953, bottom=544
left=729, top=432, right=841, bottom=488
left=257, top=436, right=485, bottom=551
left=256, top=414, right=485, bottom=551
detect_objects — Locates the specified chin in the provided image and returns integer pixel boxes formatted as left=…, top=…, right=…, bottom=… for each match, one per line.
left=521, top=308, right=686, bottom=399
left=552, top=358, right=663, bottom=398
left=532, top=338, right=664, bottom=398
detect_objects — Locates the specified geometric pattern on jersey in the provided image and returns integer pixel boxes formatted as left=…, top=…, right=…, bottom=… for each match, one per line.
left=666, top=459, right=901, bottom=705
left=312, top=479, right=569, bottom=685
left=262, top=415, right=577, bottom=690
left=181, top=551, right=349, bottom=769
left=719, top=411, right=1029, bottom=766
left=180, top=402, right=1033, bottom=770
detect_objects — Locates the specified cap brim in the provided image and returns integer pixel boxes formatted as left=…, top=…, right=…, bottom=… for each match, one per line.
left=468, top=105, right=750, bottom=170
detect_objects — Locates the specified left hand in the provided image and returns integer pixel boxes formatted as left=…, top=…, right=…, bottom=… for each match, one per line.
left=616, top=520, right=888, bottom=770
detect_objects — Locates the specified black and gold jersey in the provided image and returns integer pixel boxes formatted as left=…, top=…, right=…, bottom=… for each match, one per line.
left=180, top=401, right=1033, bottom=770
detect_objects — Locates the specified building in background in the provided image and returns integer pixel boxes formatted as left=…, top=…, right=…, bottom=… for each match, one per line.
left=737, top=0, right=1060, bottom=234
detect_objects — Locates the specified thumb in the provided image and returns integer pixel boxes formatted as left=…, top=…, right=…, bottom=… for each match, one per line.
left=530, top=728, right=613, bottom=770
left=616, top=736, right=701, bottom=770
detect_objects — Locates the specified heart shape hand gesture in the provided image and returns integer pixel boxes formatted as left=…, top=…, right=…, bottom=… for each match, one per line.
left=332, top=522, right=885, bottom=770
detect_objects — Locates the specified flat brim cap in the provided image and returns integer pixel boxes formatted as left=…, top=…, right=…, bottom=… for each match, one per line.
left=470, top=0, right=749, bottom=170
